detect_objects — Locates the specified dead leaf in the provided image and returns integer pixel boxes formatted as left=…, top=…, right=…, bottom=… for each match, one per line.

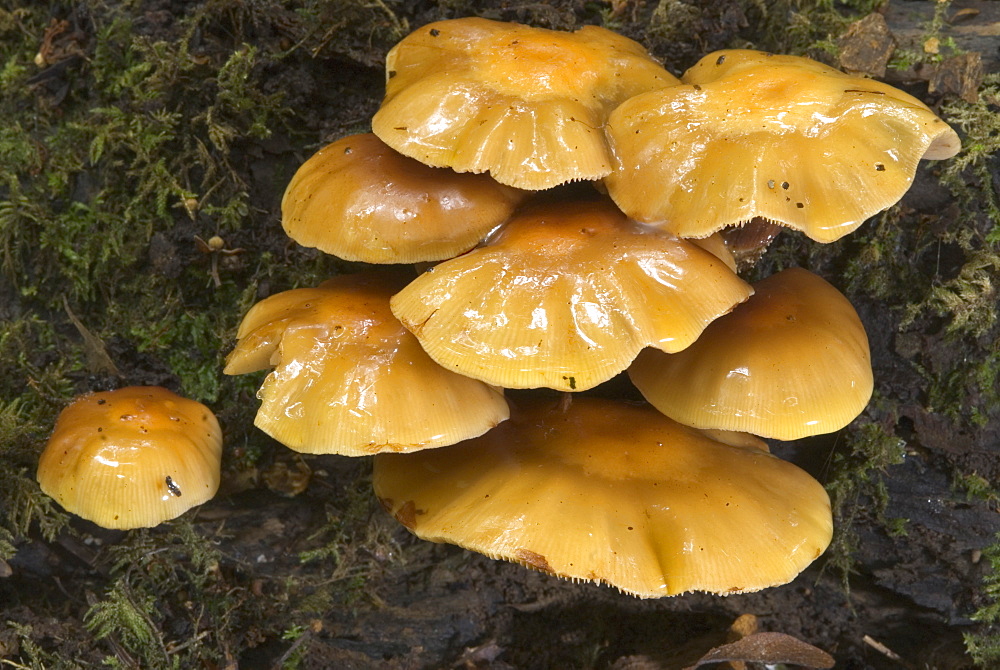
left=683, top=631, right=835, bottom=669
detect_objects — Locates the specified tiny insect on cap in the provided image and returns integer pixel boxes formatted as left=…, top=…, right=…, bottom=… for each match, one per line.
left=37, top=386, right=223, bottom=529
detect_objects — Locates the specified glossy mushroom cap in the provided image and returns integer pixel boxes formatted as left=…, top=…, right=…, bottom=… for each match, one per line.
left=37, top=386, right=222, bottom=529
left=629, top=267, right=873, bottom=440
left=605, top=49, right=962, bottom=242
left=372, top=17, right=679, bottom=189
left=389, top=199, right=752, bottom=392
left=224, top=271, right=509, bottom=455
left=374, top=397, right=833, bottom=598
left=281, top=133, right=527, bottom=263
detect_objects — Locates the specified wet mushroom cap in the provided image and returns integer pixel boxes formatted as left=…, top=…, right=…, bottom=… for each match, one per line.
left=36, top=386, right=222, bottom=530
left=389, top=199, right=752, bottom=391
left=224, top=271, right=509, bottom=455
left=372, top=17, right=679, bottom=189
left=374, top=397, right=833, bottom=598
left=604, top=49, right=961, bottom=242
left=281, top=133, right=527, bottom=263
left=629, top=267, right=873, bottom=440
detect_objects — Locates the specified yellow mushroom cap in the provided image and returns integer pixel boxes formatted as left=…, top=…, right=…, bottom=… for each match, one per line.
left=372, top=17, right=679, bottom=190
left=374, top=397, right=833, bottom=598
left=629, top=267, right=873, bottom=440
left=605, top=49, right=961, bottom=242
left=37, top=386, right=222, bottom=530
left=389, top=199, right=752, bottom=392
left=281, top=133, right=527, bottom=263
left=223, top=271, right=509, bottom=455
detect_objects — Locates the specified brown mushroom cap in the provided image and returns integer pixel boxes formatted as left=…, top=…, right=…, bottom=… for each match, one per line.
left=629, top=267, right=873, bottom=440
left=37, top=386, right=222, bottom=529
left=281, top=133, right=527, bottom=263
left=224, top=271, right=509, bottom=455
left=605, top=49, right=961, bottom=242
left=374, top=397, right=833, bottom=598
left=372, top=17, right=680, bottom=190
left=389, top=199, right=752, bottom=392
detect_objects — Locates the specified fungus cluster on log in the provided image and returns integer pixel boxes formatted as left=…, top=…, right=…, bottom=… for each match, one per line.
left=229, top=17, right=958, bottom=596
left=37, top=17, right=960, bottom=596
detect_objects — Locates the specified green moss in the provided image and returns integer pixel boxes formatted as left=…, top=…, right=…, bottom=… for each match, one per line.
left=954, top=472, right=1000, bottom=507
left=823, top=420, right=907, bottom=585
left=966, top=535, right=1000, bottom=666
left=646, top=0, right=700, bottom=43
left=79, top=520, right=278, bottom=668
left=0, top=620, right=73, bottom=670
left=85, top=582, right=163, bottom=660
left=0, top=318, right=74, bottom=548
left=744, top=0, right=885, bottom=56
left=909, top=252, right=999, bottom=339
left=940, top=75, right=1000, bottom=236
left=295, top=471, right=401, bottom=612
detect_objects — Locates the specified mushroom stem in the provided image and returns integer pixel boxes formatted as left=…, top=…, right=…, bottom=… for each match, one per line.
left=721, top=218, right=784, bottom=270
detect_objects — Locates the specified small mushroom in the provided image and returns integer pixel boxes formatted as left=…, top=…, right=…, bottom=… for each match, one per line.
left=374, top=397, right=833, bottom=597
left=629, top=267, right=873, bottom=440
left=281, top=133, right=527, bottom=264
left=604, top=49, right=961, bottom=242
left=389, top=198, right=752, bottom=391
left=224, top=271, right=509, bottom=455
left=36, top=386, right=222, bottom=529
left=372, top=17, right=679, bottom=189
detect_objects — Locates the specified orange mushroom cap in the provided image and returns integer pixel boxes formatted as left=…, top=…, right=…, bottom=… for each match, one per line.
left=36, top=386, right=222, bottom=529
left=389, top=199, right=752, bottom=392
left=372, top=17, right=679, bottom=189
left=374, top=397, right=832, bottom=598
left=224, top=271, right=509, bottom=455
left=281, top=133, right=527, bottom=263
left=604, top=49, right=961, bottom=242
left=629, top=267, right=873, bottom=440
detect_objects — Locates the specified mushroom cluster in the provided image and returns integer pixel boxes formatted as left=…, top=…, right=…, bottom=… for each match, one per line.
left=224, top=17, right=960, bottom=597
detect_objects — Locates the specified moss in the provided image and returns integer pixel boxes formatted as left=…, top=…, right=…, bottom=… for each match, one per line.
left=1, top=620, right=74, bottom=670
left=940, top=74, right=1000, bottom=237
left=79, top=521, right=262, bottom=667
left=0, top=319, right=74, bottom=548
left=966, top=535, right=1000, bottom=666
left=646, top=0, right=701, bottom=44
left=823, top=420, right=907, bottom=586
left=295, top=470, right=402, bottom=612
left=954, top=472, right=1000, bottom=508
left=741, top=0, right=885, bottom=56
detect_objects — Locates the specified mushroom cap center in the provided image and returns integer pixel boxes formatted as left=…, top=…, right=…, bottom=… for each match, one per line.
left=475, top=30, right=601, bottom=99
